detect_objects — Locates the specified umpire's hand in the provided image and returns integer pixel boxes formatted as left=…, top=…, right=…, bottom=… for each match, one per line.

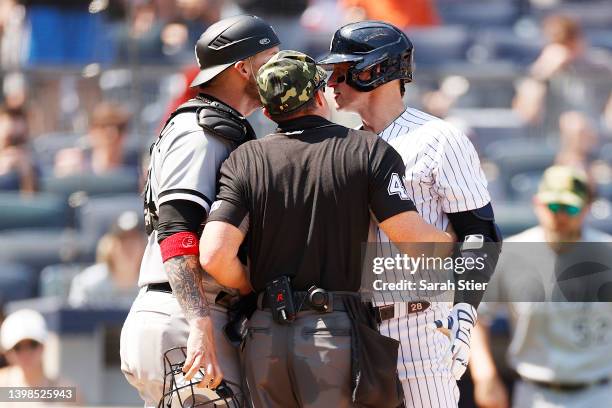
left=182, top=317, right=224, bottom=389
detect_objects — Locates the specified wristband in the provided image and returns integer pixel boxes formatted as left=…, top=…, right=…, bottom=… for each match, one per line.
left=160, top=232, right=199, bottom=262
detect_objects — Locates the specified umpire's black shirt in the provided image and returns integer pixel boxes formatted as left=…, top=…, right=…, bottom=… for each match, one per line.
left=207, top=115, right=416, bottom=292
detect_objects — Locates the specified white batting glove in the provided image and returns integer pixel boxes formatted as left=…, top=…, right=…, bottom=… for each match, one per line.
left=428, top=302, right=477, bottom=380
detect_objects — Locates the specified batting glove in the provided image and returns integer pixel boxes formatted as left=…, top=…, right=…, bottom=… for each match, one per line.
left=429, top=302, right=477, bottom=380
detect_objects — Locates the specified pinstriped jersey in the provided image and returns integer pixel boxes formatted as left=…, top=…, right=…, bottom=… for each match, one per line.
left=371, top=107, right=490, bottom=305
left=138, top=111, right=234, bottom=287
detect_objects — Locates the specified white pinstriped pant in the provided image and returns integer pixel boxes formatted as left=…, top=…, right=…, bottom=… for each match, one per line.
left=379, top=306, right=460, bottom=408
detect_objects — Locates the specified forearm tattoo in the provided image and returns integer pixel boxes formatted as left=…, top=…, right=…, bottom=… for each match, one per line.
left=165, top=255, right=210, bottom=321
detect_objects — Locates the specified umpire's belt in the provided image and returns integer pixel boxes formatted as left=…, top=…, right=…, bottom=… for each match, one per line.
left=257, top=291, right=359, bottom=313
left=373, top=301, right=431, bottom=322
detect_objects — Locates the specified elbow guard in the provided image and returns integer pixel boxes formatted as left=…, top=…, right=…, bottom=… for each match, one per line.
left=447, top=203, right=502, bottom=308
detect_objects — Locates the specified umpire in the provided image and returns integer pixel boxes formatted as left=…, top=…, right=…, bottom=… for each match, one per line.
left=199, top=51, right=453, bottom=407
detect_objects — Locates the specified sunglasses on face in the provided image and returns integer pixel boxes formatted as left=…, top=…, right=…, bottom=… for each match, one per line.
left=547, top=203, right=581, bottom=216
left=12, top=339, right=41, bottom=353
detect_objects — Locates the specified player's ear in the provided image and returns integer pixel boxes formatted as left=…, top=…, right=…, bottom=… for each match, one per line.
left=314, top=90, right=325, bottom=107
left=233, top=60, right=249, bottom=80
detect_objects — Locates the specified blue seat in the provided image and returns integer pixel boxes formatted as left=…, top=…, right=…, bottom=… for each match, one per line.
left=405, top=26, right=471, bottom=67
left=449, top=108, right=528, bottom=152
left=484, top=139, right=557, bottom=200
left=40, top=169, right=140, bottom=197
left=0, top=192, right=72, bottom=230
left=31, top=132, right=84, bottom=170
left=438, top=1, right=519, bottom=28
left=585, top=29, right=612, bottom=52
left=0, top=229, right=95, bottom=275
left=0, top=263, right=38, bottom=305
left=474, top=28, right=543, bottom=66
left=39, top=263, right=87, bottom=299
left=494, top=202, right=538, bottom=238
left=76, top=194, right=143, bottom=244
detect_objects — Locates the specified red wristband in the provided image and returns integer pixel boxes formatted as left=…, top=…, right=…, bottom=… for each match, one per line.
left=160, top=232, right=199, bottom=262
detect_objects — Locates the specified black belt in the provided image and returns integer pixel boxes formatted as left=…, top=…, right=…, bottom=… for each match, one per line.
left=526, top=377, right=610, bottom=392
left=258, top=291, right=358, bottom=313
left=147, top=282, right=172, bottom=294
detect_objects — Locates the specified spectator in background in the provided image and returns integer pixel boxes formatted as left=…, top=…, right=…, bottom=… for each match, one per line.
left=555, top=111, right=598, bottom=171
left=0, top=105, right=36, bottom=192
left=0, top=309, right=53, bottom=386
left=0, top=0, right=26, bottom=70
left=69, top=211, right=144, bottom=308
left=0, top=309, right=82, bottom=404
left=159, top=0, right=224, bottom=63
left=53, top=101, right=132, bottom=177
left=175, top=0, right=223, bottom=45
left=115, top=0, right=165, bottom=64
left=340, top=0, right=440, bottom=28
left=470, top=165, right=612, bottom=408
left=512, top=14, right=612, bottom=134
left=235, top=0, right=308, bottom=50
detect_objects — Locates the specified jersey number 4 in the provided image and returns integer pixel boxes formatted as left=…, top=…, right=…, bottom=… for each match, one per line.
left=387, top=173, right=410, bottom=200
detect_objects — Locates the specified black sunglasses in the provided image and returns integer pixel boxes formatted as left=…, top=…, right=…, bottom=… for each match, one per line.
left=12, top=339, right=42, bottom=352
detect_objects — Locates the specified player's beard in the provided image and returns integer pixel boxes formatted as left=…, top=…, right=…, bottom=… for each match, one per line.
left=245, top=74, right=260, bottom=103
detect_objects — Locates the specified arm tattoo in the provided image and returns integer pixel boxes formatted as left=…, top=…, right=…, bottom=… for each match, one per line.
left=165, top=255, right=210, bottom=321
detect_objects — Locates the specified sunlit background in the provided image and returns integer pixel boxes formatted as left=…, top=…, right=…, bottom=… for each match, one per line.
left=0, top=0, right=610, bottom=406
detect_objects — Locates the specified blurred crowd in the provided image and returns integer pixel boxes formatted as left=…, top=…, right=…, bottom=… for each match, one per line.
left=0, top=0, right=611, bottom=406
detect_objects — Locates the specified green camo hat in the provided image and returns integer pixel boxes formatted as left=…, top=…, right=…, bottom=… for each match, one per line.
left=256, top=50, right=327, bottom=115
left=537, top=165, right=590, bottom=208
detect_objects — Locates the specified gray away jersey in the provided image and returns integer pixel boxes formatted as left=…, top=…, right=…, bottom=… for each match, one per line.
left=139, top=111, right=234, bottom=287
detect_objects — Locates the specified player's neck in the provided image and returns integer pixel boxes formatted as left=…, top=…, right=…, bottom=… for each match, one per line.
left=360, top=93, right=405, bottom=134
left=201, top=85, right=259, bottom=117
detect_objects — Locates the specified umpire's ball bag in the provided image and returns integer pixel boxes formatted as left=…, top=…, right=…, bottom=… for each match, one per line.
left=343, top=296, right=404, bottom=408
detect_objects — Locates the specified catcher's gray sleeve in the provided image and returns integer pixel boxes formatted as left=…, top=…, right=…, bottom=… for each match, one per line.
left=156, top=118, right=232, bottom=213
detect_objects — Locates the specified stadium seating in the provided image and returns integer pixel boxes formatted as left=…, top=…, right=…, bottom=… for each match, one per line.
left=492, top=202, right=537, bottom=238
left=31, top=132, right=85, bottom=172
left=40, top=169, right=140, bottom=197
left=0, top=228, right=95, bottom=275
left=405, top=26, right=471, bottom=67
left=0, top=263, right=38, bottom=305
left=39, top=263, right=87, bottom=299
left=449, top=108, right=528, bottom=152
left=0, top=192, right=72, bottom=230
left=484, top=138, right=558, bottom=200
left=437, top=0, right=519, bottom=29
left=473, top=28, right=543, bottom=66
left=75, top=193, right=143, bottom=243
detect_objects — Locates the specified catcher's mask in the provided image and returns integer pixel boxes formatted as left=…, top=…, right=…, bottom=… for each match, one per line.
left=158, top=347, right=243, bottom=408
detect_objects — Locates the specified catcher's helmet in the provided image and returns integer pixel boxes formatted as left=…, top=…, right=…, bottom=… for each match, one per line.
left=318, top=21, right=413, bottom=92
left=190, top=15, right=280, bottom=88
left=158, top=347, right=243, bottom=408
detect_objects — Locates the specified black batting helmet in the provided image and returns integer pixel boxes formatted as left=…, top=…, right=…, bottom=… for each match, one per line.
left=158, top=347, right=243, bottom=408
left=318, top=21, right=413, bottom=92
left=190, top=15, right=280, bottom=88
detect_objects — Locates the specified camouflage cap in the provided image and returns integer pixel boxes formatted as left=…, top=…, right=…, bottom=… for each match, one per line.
left=256, top=50, right=327, bottom=115
left=537, top=165, right=590, bottom=208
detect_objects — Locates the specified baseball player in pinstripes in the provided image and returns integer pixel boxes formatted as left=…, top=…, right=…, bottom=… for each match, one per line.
left=320, top=21, right=503, bottom=407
